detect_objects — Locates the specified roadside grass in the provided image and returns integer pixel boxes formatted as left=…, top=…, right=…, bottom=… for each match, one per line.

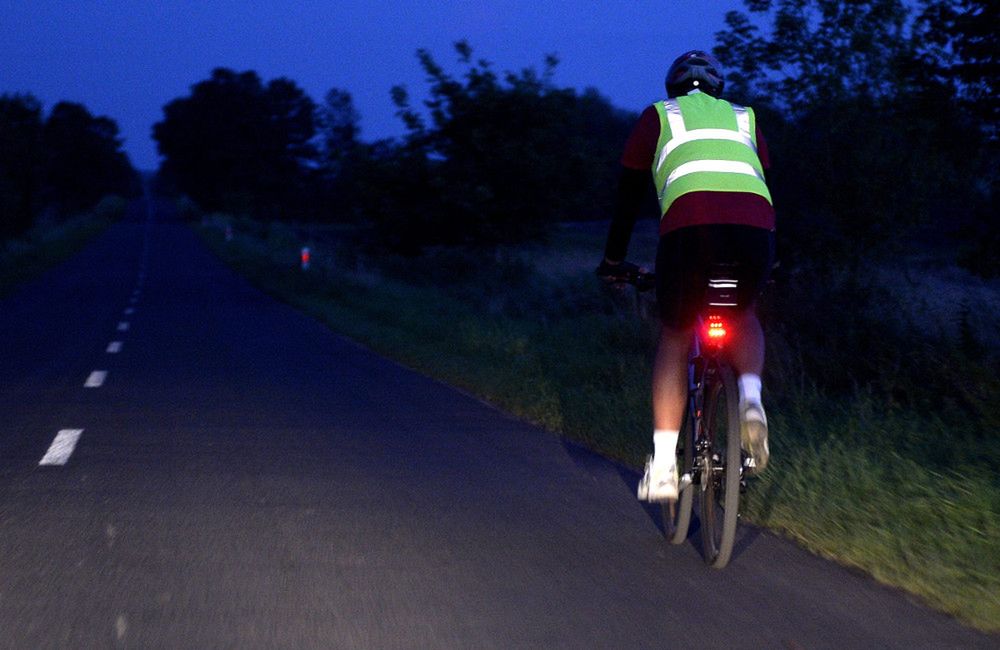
left=199, top=216, right=1000, bottom=632
left=751, top=395, right=1000, bottom=630
left=0, top=196, right=127, bottom=297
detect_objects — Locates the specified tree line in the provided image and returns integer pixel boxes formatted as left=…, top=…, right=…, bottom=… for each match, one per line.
left=716, top=0, right=998, bottom=407
left=716, top=0, right=996, bottom=275
left=152, top=44, right=635, bottom=253
left=151, top=0, right=994, bottom=269
left=0, top=95, right=139, bottom=239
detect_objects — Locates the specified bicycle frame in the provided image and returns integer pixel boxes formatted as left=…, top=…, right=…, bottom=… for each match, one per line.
left=672, top=265, right=748, bottom=567
left=680, top=314, right=741, bottom=491
left=681, top=264, right=746, bottom=491
left=622, top=262, right=748, bottom=567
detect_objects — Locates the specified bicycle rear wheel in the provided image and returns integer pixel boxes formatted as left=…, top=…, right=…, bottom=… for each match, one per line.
left=662, top=405, right=694, bottom=544
left=699, top=363, right=741, bottom=568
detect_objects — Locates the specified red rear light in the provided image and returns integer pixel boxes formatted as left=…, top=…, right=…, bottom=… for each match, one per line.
left=705, top=315, right=727, bottom=341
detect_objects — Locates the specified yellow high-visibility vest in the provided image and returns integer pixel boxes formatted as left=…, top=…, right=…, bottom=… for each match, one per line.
left=652, top=93, right=772, bottom=218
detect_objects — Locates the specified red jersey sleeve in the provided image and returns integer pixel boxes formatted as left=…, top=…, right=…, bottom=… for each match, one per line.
left=620, top=105, right=660, bottom=170
left=756, top=126, right=770, bottom=169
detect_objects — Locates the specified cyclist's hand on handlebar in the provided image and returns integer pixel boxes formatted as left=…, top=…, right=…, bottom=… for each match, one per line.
left=596, top=259, right=642, bottom=283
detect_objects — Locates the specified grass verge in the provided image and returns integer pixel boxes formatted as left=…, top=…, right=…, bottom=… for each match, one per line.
left=0, top=196, right=126, bottom=297
left=199, top=217, right=999, bottom=633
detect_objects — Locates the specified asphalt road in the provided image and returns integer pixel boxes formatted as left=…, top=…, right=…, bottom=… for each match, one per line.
left=1, top=199, right=996, bottom=649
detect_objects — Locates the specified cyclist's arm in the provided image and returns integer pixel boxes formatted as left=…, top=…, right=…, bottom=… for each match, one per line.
left=603, top=105, right=659, bottom=264
left=603, top=167, right=648, bottom=264
left=756, top=125, right=771, bottom=170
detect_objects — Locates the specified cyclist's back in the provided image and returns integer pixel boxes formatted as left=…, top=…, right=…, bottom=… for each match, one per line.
left=598, top=51, right=774, bottom=502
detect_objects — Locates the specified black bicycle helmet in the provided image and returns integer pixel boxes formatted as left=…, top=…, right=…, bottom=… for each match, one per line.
left=666, top=50, right=725, bottom=98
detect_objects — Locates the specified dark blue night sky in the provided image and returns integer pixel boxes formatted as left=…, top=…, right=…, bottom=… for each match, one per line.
left=2, top=1, right=743, bottom=169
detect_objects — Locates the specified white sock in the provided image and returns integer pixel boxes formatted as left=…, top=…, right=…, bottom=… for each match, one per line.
left=653, top=429, right=679, bottom=465
left=739, top=373, right=762, bottom=406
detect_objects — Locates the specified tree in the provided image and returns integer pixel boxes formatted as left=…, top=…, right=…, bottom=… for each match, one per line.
left=310, top=88, right=366, bottom=222
left=708, top=0, right=998, bottom=414
left=381, top=42, right=636, bottom=250
left=316, top=88, right=360, bottom=174
left=714, top=0, right=991, bottom=266
left=153, top=68, right=317, bottom=216
left=0, top=94, right=44, bottom=238
left=43, top=101, right=138, bottom=214
left=715, top=0, right=918, bottom=112
left=1, top=95, right=136, bottom=238
left=919, top=0, right=998, bottom=134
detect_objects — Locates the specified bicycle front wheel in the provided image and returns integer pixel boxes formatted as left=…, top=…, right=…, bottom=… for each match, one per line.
left=662, top=404, right=694, bottom=544
left=699, top=363, right=741, bottom=568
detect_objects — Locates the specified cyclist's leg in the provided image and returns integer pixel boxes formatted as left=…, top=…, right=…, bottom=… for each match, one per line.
left=728, top=307, right=764, bottom=378
left=719, top=224, right=772, bottom=380
left=725, top=226, right=775, bottom=471
left=652, top=226, right=702, bottom=434
left=639, top=228, right=704, bottom=500
left=652, top=323, right=692, bottom=432
left=638, top=229, right=702, bottom=501
left=731, top=306, right=769, bottom=472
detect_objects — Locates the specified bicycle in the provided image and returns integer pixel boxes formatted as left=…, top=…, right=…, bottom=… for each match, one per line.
left=603, top=262, right=748, bottom=568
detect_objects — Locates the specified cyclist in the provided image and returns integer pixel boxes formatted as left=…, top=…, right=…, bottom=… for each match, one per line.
left=597, top=50, right=775, bottom=501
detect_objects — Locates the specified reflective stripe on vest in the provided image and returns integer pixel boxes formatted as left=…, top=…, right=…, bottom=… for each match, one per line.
left=652, top=96, right=772, bottom=217
left=655, top=102, right=756, bottom=173
left=664, top=160, right=765, bottom=187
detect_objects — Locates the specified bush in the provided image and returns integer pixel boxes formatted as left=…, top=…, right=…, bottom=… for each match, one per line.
left=369, top=42, right=636, bottom=252
left=91, top=195, right=128, bottom=221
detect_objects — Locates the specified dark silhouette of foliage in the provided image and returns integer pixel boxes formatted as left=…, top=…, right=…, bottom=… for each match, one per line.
left=919, top=0, right=998, bottom=134
left=376, top=42, right=636, bottom=251
left=714, top=0, right=995, bottom=270
left=1, top=94, right=137, bottom=239
left=43, top=102, right=139, bottom=214
left=312, top=88, right=365, bottom=223
left=717, top=0, right=918, bottom=113
left=0, top=94, right=44, bottom=238
left=152, top=49, right=636, bottom=247
left=918, top=0, right=999, bottom=274
left=153, top=68, right=317, bottom=217
left=317, top=88, right=360, bottom=176
left=715, top=0, right=1000, bottom=408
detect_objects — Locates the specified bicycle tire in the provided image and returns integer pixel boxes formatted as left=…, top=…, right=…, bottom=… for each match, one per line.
left=699, top=363, right=741, bottom=568
left=662, top=404, right=695, bottom=544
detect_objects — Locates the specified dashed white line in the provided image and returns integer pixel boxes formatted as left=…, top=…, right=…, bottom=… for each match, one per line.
left=107, top=341, right=123, bottom=354
left=117, top=322, right=130, bottom=332
left=39, top=429, right=84, bottom=466
left=85, top=370, right=108, bottom=387
left=129, top=296, right=139, bottom=305
left=124, top=307, right=135, bottom=315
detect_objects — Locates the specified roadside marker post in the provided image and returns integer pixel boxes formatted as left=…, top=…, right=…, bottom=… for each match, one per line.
left=225, top=224, right=233, bottom=242
left=301, top=247, right=311, bottom=271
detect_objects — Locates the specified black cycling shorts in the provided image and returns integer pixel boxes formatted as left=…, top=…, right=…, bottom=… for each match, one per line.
left=655, top=225, right=775, bottom=330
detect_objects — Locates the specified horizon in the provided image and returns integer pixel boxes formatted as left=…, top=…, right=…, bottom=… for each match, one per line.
left=1, top=1, right=743, bottom=170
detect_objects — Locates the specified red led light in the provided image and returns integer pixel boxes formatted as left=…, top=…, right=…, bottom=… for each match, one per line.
left=706, top=315, right=727, bottom=340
